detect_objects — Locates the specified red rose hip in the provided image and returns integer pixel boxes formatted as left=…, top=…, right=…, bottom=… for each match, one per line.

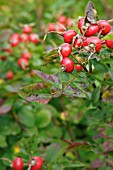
left=22, top=25, right=32, bottom=34
left=59, top=43, right=72, bottom=58
left=105, top=33, right=113, bottom=49
left=6, top=71, right=14, bottom=80
left=78, top=18, right=99, bottom=37
left=29, top=156, right=43, bottom=170
left=63, top=30, right=77, bottom=44
left=74, top=65, right=82, bottom=71
left=60, top=57, right=74, bottom=73
left=12, top=157, right=24, bottom=170
left=98, top=20, right=111, bottom=35
left=29, top=33, right=39, bottom=44
left=83, top=36, right=102, bottom=52
left=18, top=58, right=28, bottom=69
left=21, top=51, right=31, bottom=60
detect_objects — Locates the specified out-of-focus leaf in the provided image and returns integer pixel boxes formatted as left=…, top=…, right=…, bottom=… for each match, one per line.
left=18, top=106, right=35, bottom=127
left=33, top=70, right=60, bottom=84
left=35, top=109, right=51, bottom=128
left=91, top=86, right=100, bottom=103
left=0, top=135, right=7, bottom=147
left=19, top=82, right=52, bottom=104
left=104, top=33, right=113, bottom=40
left=0, top=105, right=12, bottom=115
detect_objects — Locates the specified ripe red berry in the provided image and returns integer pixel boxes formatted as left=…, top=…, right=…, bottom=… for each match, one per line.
left=78, top=18, right=99, bottom=37
left=10, top=38, right=20, bottom=47
left=6, top=71, right=14, bottom=80
left=21, top=51, right=31, bottom=60
left=10, top=33, right=21, bottom=47
left=105, top=33, right=113, bottom=49
left=98, top=20, right=111, bottom=35
left=58, top=15, right=67, bottom=24
left=21, top=33, right=29, bottom=43
left=73, top=36, right=86, bottom=48
left=59, top=43, right=72, bottom=58
left=10, top=33, right=21, bottom=40
left=74, top=65, right=82, bottom=71
left=22, top=25, right=32, bottom=34
left=12, top=157, right=24, bottom=170
left=48, top=23, right=56, bottom=32
left=63, top=30, right=77, bottom=44
left=29, top=157, right=43, bottom=170
left=66, top=18, right=72, bottom=27
left=29, top=33, right=39, bottom=44
left=57, top=24, right=65, bottom=32
left=60, top=57, right=74, bottom=73
left=0, top=56, right=7, bottom=61
left=18, top=58, right=28, bottom=69
left=83, top=36, right=102, bottom=52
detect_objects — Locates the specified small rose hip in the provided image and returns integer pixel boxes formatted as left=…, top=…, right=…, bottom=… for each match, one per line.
left=12, top=157, right=24, bottom=170
left=29, top=33, right=39, bottom=44
left=58, top=15, right=67, bottom=24
left=6, top=71, right=14, bottom=80
left=60, top=57, right=74, bottom=73
left=59, top=43, right=72, bottom=58
left=21, top=51, right=31, bottom=60
left=48, top=23, right=56, bottom=32
left=105, top=33, right=113, bottom=49
left=83, top=36, right=102, bottom=52
left=18, top=58, right=28, bottom=69
left=98, top=20, right=111, bottom=35
left=78, top=17, right=99, bottom=37
left=10, top=33, right=21, bottom=40
left=63, top=30, right=77, bottom=44
left=21, top=33, right=29, bottom=43
left=22, top=25, right=32, bottom=34
left=74, top=65, right=82, bottom=71
left=29, top=156, right=43, bottom=170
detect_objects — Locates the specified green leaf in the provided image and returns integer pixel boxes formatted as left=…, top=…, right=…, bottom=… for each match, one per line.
left=35, top=109, right=51, bottom=128
left=18, top=106, right=35, bottom=127
left=91, top=86, right=100, bottom=103
left=63, top=160, right=84, bottom=168
left=0, top=135, right=7, bottom=148
left=104, top=33, right=113, bottom=40
left=46, top=144, right=68, bottom=163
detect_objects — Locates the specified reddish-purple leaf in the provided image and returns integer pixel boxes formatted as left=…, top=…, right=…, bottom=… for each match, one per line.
left=0, top=105, right=12, bottom=115
left=33, top=70, right=60, bottom=84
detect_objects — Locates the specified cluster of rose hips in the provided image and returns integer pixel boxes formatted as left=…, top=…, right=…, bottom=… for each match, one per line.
left=1, top=25, right=39, bottom=80
left=48, top=15, right=73, bottom=32
left=9, top=25, right=39, bottom=70
left=52, top=17, right=113, bottom=73
left=9, top=156, right=43, bottom=170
